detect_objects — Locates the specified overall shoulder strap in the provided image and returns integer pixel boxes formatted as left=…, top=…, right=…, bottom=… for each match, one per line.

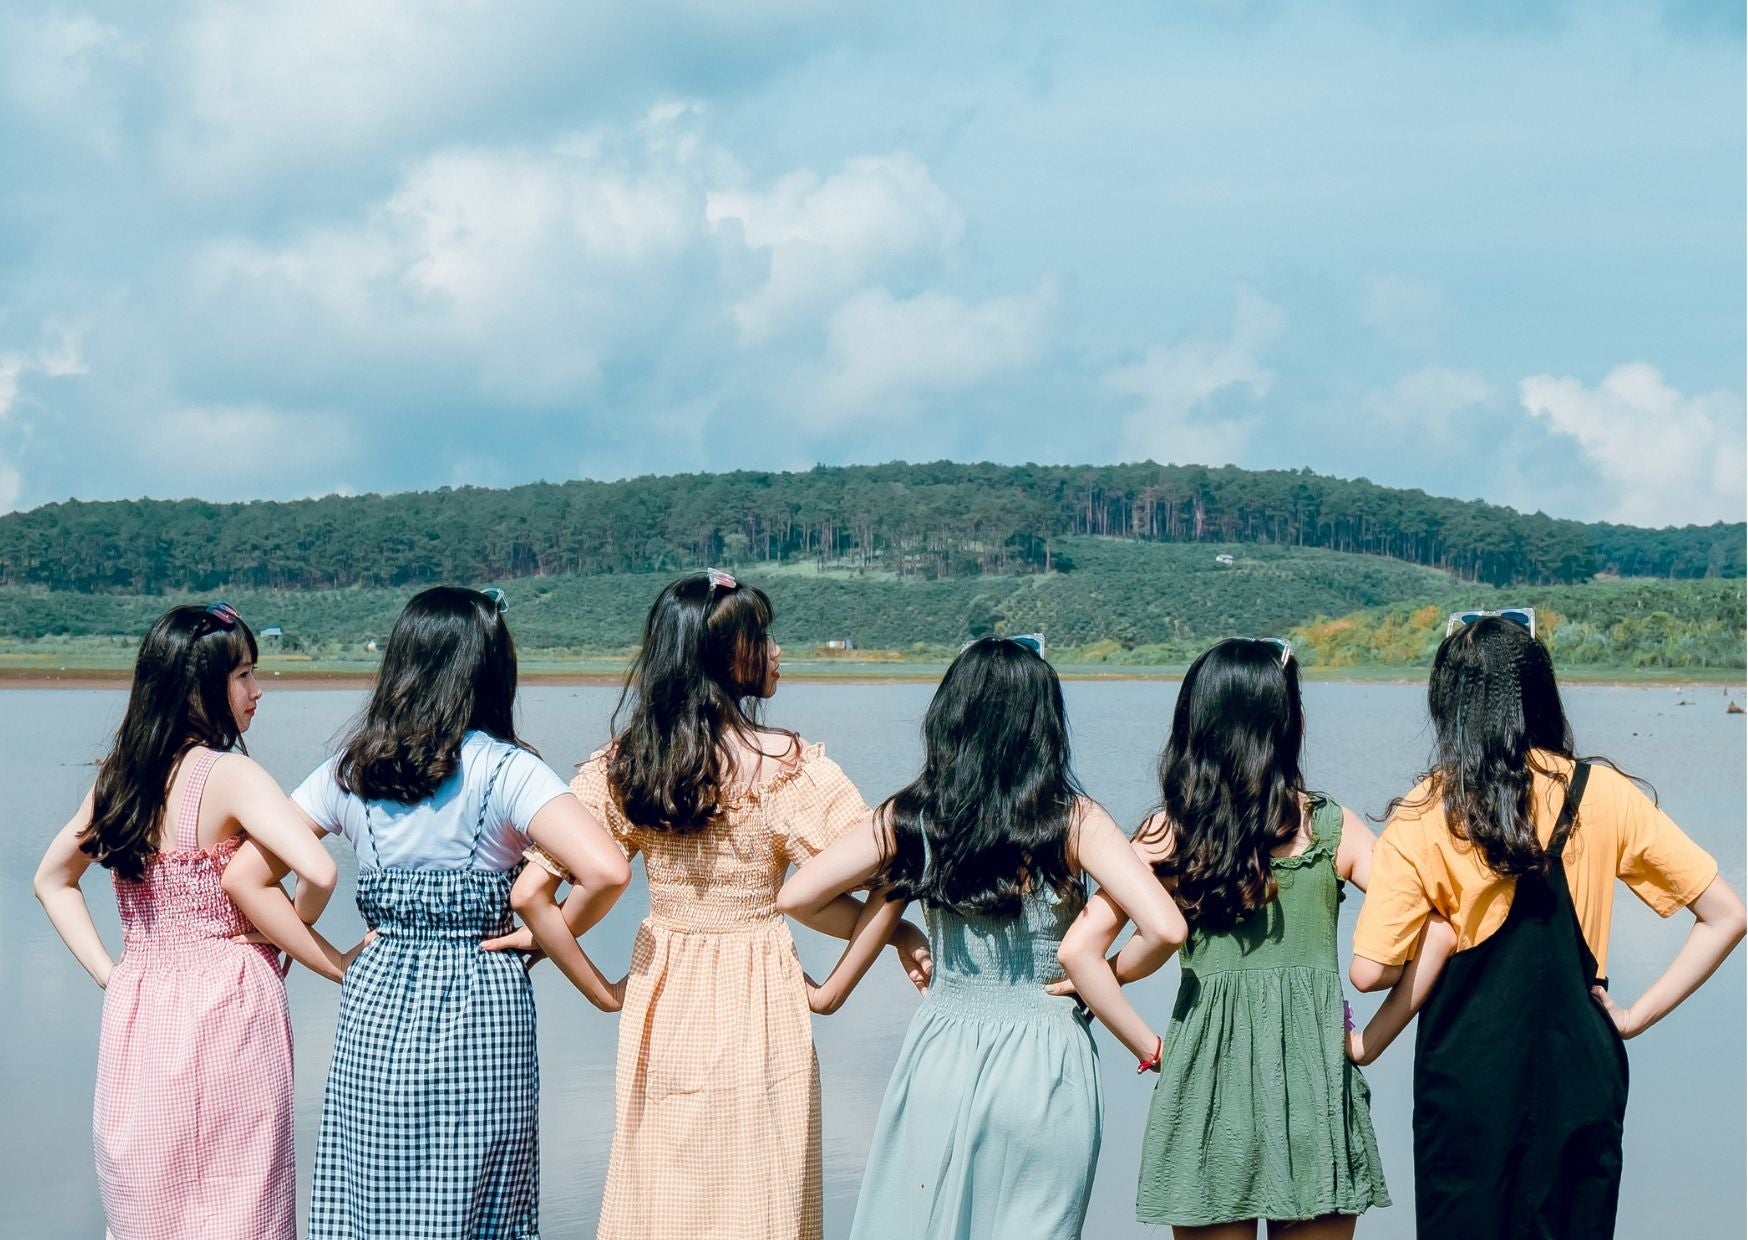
left=175, top=748, right=224, bottom=850
left=1546, top=762, right=1591, bottom=860
left=470, top=746, right=517, bottom=865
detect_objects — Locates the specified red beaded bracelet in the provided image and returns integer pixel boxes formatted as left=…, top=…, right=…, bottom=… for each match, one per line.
left=1137, top=1034, right=1163, bottom=1074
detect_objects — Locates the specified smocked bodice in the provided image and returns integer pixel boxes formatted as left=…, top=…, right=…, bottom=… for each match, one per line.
left=570, top=742, right=871, bottom=935
left=924, top=888, right=1082, bottom=1020
left=1179, top=796, right=1344, bottom=977
left=356, top=867, right=516, bottom=940
left=113, top=835, right=253, bottom=953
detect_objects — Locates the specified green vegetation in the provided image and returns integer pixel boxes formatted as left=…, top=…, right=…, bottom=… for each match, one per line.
left=1, top=538, right=1739, bottom=671
left=3, top=461, right=1741, bottom=594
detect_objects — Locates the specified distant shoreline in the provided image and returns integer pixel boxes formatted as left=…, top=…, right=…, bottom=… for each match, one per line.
left=0, top=662, right=1741, bottom=691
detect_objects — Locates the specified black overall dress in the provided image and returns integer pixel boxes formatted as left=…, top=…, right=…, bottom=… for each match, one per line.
left=1412, top=763, right=1630, bottom=1239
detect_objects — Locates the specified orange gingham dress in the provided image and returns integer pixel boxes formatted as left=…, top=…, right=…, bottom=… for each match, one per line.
left=570, top=742, right=868, bottom=1240
left=94, top=747, right=296, bottom=1239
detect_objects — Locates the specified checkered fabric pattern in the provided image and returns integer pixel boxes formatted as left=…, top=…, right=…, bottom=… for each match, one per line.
left=309, top=865, right=539, bottom=1239
left=95, top=747, right=297, bottom=1239
left=569, top=742, right=869, bottom=1240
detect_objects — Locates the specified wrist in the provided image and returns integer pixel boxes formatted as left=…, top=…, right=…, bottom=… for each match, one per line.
left=1136, top=1034, right=1163, bottom=1074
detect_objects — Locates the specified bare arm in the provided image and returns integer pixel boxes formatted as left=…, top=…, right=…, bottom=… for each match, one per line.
left=1349, top=912, right=1455, bottom=1065
left=1591, top=875, right=1747, bottom=1038
left=221, top=839, right=352, bottom=981
left=777, top=814, right=925, bottom=1011
left=777, top=811, right=932, bottom=994
left=33, top=790, right=115, bottom=988
left=1349, top=955, right=1405, bottom=993
left=1334, top=807, right=1377, bottom=893
left=1057, top=804, right=1188, bottom=1063
left=211, top=756, right=340, bottom=924
left=511, top=794, right=633, bottom=1009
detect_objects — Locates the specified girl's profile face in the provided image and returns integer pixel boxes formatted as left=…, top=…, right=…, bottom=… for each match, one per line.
left=759, top=637, right=782, bottom=698
left=228, top=657, right=261, bottom=732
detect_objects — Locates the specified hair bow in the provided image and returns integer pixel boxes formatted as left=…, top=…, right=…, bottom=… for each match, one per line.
left=706, top=567, right=738, bottom=591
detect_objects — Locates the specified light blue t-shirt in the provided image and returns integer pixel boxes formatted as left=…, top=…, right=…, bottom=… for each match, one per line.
left=292, top=731, right=571, bottom=872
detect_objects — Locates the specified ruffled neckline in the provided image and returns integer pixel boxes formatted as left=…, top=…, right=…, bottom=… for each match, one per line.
left=1269, top=796, right=1336, bottom=871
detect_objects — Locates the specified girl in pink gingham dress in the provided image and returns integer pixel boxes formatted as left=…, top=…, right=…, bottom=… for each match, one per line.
left=34, top=604, right=347, bottom=1240
left=96, top=748, right=296, bottom=1237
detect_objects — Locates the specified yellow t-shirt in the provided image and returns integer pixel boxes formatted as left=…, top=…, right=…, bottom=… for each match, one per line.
left=1353, top=753, right=1717, bottom=975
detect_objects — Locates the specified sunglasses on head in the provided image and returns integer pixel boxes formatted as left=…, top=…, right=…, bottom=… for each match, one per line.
left=195, top=600, right=241, bottom=634
left=959, top=633, right=1047, bottom=658
left=1256, top=637, right=1293, bottom=667
left=1445, top=607, right=1536, bottom=639
left=480, top=587, right=509, bottom=613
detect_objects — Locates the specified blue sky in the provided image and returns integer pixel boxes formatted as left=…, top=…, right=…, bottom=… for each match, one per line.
left=0, top=1, right=1741, bottom=526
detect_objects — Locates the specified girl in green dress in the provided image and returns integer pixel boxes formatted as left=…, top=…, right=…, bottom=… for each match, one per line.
left=1058, top=638, right=1438, bottom=1239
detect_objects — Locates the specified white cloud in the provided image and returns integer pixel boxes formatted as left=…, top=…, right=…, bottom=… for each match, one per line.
left=196, top=118, right=704, bottom=403
left=810, top=283, right=1053, bottom=418
left=1360, top=275, right=1445, bottom=348
left=1, top=11, right=133, bottom=152
left=0, top=322, right=87, bottom=420
left=1361, top=366, right=1492, bottom=447
left=707, top=153, right=965, bottom=339
left=1519, top=363, right=1745, bottom=526
left=142, top=403, right=357, bottom=500
left=1111, top=288, right=1285, bottom=466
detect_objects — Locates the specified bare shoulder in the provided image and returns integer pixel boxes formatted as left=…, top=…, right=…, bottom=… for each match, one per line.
left=1131, top=809, right=1175, bottom=866
left=1065, top=796, right=1121, bottom=866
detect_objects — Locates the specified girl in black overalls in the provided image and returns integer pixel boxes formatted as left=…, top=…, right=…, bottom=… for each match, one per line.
left=1351, top=616, right=1746, bottom=1239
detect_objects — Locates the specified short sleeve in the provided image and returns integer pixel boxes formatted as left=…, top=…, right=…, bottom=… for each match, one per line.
left=770, top=746, right=869, bottom=867
left=489, top=748, right=571, bottom=841
left=1608, top=770, right=1719, bottom=916
left=571, top=752, right=638, bottom=861
left=290, top=757, right=350, bottom=841
left=1353, top=830, right=1434, bottom=967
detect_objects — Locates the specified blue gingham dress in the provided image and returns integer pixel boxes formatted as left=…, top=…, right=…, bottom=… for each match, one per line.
left=310, top=753, right=539, bottom=1239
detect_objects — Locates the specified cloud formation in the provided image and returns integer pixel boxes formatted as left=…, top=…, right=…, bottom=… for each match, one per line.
left=0, top=2, right=1739, bottom=524
left=1519, top=364, right=1746, bottom=527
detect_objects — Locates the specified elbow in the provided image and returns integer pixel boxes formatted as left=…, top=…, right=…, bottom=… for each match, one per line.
left=1055, top=937, right=1093, bottom=978
left=1150, top=912, right=1188, bottom=952
left=1349, top=958, right=1399, bottom=993
left=775, top=884, right=805, bottom=918
left=305, top=852, right=339, bottom=895
left=578, top=852, right=632, bottom=899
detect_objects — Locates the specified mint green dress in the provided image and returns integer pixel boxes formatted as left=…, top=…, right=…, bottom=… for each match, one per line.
left=1136, top=797, right=1390, bottom=1225
left=848, top=878, right=1102, bottom=1240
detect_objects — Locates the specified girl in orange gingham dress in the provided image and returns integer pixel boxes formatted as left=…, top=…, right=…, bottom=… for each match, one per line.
left=33, top=604, right=347, bottom=1240
left=530, top=571, right=927, bottom=1240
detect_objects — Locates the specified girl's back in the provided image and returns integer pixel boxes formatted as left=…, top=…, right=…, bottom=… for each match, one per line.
left=1140, top=796, right=1389, bottom=1228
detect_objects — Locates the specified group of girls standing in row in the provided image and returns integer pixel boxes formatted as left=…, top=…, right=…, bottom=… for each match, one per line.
left=35, top=574, right=1744, bottom=1240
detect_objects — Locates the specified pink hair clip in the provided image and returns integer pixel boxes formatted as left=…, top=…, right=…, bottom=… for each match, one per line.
left=706, top=567, right=738, bottom=591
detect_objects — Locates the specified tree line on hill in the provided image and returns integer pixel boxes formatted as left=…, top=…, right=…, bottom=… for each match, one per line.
left=0, top=461, right=1740, bottom=593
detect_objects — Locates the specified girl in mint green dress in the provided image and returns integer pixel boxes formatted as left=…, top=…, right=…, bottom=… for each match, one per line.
left=1059, top=639, right=1391, bottom=1238
left=778, top=637, right=1185, bottom=1240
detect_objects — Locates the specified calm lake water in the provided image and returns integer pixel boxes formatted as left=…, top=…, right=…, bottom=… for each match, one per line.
left=2, top=681, right=1743, bottom=1239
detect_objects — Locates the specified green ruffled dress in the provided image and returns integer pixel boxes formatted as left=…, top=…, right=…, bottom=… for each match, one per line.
left=1136, top=796, right=1390, bottom=1226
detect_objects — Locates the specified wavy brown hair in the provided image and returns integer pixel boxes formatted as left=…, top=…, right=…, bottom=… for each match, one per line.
left=874, top=638, right=1086, bottom=918
left=84, top=605, right=257, bottom=880
left=336, top=586, right=529, bottom=803
left=608, top=573, right=795, bottom=833
left=1138, top=638, right=1307, bottom=930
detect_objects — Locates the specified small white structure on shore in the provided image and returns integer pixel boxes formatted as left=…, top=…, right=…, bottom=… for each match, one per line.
left=260, top=626, right=284, bottom=642
left=1215, top=554, right=1235, bottom=566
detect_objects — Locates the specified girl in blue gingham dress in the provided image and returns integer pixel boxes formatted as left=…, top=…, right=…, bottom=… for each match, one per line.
left=266, top=586, right=628, bottom=1239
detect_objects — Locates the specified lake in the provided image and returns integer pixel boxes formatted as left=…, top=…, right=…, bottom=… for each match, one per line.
left=2, top=681, right=1742, bottom=1238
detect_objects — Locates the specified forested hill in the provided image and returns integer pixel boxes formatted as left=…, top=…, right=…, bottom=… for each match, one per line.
left=1, top=461, right=1741, bottom=593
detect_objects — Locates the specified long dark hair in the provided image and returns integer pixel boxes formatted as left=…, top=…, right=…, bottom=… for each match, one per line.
left=1139, top=638, right=1306, bottom=930
left=608, top=572, right=794, bottom=833
left=336, top=586, right=527, bottom=803
left=83, top=605, right=258, bottom=879
left=1390, top=616, right=1611, bottom=878
left=875, top=637, right=1085, bottom=918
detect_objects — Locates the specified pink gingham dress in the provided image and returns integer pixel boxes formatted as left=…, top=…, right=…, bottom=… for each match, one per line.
left=94, top=748, right=296, bottom=1239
